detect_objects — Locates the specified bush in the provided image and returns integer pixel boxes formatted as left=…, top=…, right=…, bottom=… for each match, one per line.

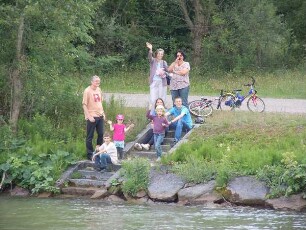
left=2, top=150, right=77, bottom=194
left=256, top=152, right=306, bottom=198
left=171, top=156, right=216, bottom=184
left=120, top=158, right=150, bottom=197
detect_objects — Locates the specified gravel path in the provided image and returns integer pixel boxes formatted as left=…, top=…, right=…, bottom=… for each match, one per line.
left=104, top=93, right=306, bottom=114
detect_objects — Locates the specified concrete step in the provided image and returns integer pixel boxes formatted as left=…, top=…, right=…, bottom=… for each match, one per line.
left=166, top=130, right=187, bottom=138
left=61, top=187, right=100, bottom=196
left=68, top=178, right=106, bottom=187
left=162, top=137, right=174, bottom=144
left=132, top=144, right=171, bottom=152
left=78, top=170, right=115, bottom=180
left=129, top=151, right=160, bottom=160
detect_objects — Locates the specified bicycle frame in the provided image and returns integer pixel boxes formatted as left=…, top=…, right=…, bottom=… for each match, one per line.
left=216, top=77, right=264, bottom=112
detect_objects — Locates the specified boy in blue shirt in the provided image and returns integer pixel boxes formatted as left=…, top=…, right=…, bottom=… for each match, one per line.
left=165, top=97, right=193, bottom=145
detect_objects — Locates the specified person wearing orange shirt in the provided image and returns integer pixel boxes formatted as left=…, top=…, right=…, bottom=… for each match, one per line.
left=82, top=75, right=106, bottom=160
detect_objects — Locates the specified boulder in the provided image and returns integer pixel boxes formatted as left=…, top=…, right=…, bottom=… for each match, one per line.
left=37, top=192, right=53, bottom=198
left=178, top=180, right=222, bottom=205
left=90, top=188, right=108, bottom=199
left=266, top=193, right=306, bottom=211
left=105, top=195, right=125, bottom=202
left=226, top=176, right=269, bottom=206
left=148, top=171, right=185, bottom=202
left=10, top=186, right=30, bottom=197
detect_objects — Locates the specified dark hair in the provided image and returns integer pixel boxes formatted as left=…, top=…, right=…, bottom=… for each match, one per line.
left=154, top=98, right=165, bottom=108
left=175, top=50, right=187, bottom=60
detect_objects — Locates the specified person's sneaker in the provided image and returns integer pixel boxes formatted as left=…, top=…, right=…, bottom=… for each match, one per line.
left=134, top=143, right=142, bottom=151
left=141, top=144, right=150, bottom=151
left=156, top=157, right=161, bottom=162
left=170, top=140, right=177, bottom=148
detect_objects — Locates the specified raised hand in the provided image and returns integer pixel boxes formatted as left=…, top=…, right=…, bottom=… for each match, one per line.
left=146, top=42, right=152, bottom=50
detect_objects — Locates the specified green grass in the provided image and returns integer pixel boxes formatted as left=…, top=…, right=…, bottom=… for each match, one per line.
left=165, top=111, right=306, bottom=189
left=96, top=69, right=306, bottom=99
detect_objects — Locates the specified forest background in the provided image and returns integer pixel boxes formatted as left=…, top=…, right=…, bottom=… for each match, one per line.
left=0, top=0, right=305, bottom=193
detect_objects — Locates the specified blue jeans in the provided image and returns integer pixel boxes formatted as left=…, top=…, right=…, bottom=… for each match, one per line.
left=154, top=133, right=165, bottom=158
left=170, top=119, right=192, bottom=142
left=170, top=86, right=189, bottom=108
left=94, top=153, right=112, bottom=170
left=86, top=117, right=104, bottom=158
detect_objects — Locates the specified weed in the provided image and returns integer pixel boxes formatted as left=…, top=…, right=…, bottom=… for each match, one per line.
left=120, top=158, right=150, bottom=197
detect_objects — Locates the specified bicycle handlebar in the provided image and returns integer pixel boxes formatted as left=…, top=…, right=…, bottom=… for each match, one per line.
left=244, top=77, right=256, bottom=87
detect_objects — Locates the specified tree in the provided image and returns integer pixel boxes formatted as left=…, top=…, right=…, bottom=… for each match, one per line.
left=0, top=0, right=99, bottom=130
left=178, top=0, right=216, bottom=66
left=202, top=0, right=292, bottom=71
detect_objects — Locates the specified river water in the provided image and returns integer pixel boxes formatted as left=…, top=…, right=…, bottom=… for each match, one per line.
left=0, top=197, right=305, bottom=230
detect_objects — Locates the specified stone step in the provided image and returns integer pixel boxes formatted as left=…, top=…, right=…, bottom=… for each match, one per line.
left=129, top=151, right=161, bottom=160
left=132, top=144, right=171, bottom=152
left=68, top=178, right=106, bottom=187
left=166, top=131, right=187, bottom=138
left=78, top=170, right=115, bottom=180
left=162, top=137, right=174, bottom=144
left=61, top=187, right=100, bottom=196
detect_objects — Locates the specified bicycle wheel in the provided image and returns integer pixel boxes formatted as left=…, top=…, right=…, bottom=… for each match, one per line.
left=247, top=95, right=265, bottom=112
left=219, top=94, right=236, bottom=111
left=189, top=100, right=213, bottom=117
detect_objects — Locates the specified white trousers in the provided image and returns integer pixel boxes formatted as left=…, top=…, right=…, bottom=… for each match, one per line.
left=150, top=80, right=167, bottom=105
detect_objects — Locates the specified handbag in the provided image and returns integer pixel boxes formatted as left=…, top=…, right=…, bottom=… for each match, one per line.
left=166, top=73, right=171, bottom=85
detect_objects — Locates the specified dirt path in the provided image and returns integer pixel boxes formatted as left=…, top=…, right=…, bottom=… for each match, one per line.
left=104, top=93, right=306, bottom=114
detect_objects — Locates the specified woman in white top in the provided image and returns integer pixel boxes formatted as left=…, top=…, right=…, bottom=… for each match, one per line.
left=146, top=42, right=168, bottom=105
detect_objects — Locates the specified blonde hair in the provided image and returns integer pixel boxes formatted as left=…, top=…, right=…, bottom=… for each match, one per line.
left=155, top=105, right=165, bottom=113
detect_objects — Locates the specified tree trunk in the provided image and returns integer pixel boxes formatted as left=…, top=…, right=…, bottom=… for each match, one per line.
left=179, top=0, right=210, bottom=67
left=10, top=14, right=25, bottom=132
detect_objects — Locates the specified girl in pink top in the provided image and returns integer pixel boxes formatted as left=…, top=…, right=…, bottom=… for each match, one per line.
left=107, top=114, right=134, bottom=160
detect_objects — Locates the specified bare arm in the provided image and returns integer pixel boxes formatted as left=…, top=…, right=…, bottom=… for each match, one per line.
left=107, top=120, right=114, bottom=131
left=124, top=124, right=134, bottom=132
left=146, top=42, right=154, bottom=62
left=82, top=104, right=95, bottom=122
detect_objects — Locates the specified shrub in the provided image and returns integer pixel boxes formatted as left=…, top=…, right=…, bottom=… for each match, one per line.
left=2, top=149, right=77, bottom=194
left=256, top=152, right=306, bottom=198
left=120, top=158, right=150, bottom=196
left=171, top=156, right=216, bottom=184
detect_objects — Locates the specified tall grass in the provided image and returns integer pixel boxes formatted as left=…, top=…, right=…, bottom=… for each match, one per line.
left=165, top=111, right=306, bottom=187
left=96, top=68, right=306, bottom=99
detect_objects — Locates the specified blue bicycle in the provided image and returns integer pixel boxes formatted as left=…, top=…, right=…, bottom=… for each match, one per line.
left=216, top=77, right=265, bottom=112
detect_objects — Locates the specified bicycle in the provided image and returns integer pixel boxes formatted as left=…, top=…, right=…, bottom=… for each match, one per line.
left=188, top=97, right=214, bottom=117
left=216, top=77, right=265, bottom=112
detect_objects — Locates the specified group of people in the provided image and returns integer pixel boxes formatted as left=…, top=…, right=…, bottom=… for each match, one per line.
left=82, top=42, right=193, bottom=171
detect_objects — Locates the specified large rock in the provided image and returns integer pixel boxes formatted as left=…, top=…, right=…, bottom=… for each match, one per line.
left=148, top=171, right=185, bottom=202
left=226, top=176, right=269, bottom=206
left=266, top=193, right=306, bottom=211
left=10, top=186, right=30, bottom=197
left=91, top=188, right=108, bottom=199
left=178, top=180, right=222, bottom=205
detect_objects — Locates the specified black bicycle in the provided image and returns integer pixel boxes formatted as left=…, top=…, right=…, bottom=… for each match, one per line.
left=216, top=77, right=265, bottom=112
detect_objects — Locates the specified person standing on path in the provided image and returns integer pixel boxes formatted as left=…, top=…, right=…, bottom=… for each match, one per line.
left=82, top=75, right=105, bottom=160
left=146, top=42, right=168, bottom=105
left=168, top=50, right=190, bottom=107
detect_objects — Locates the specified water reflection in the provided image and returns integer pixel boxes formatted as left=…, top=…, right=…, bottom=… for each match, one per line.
left=0, top=197, right=305, bottom=229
